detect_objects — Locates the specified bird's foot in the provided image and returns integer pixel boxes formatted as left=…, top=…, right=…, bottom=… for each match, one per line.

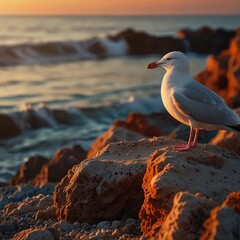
left=172, top=144, right=192, bottom=151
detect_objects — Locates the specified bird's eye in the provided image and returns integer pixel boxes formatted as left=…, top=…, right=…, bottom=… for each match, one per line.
left=166, top=58, right=172, bottom=61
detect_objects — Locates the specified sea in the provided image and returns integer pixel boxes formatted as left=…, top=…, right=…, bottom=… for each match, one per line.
left=0, top=15, right=239, bottom=182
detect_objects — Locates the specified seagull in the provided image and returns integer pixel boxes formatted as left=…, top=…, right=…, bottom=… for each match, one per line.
left=147, top=51, right=240, bottom=151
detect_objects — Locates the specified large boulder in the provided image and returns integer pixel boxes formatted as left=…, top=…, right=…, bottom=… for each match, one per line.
left=139, top=143, right=240, bottom=238
left=195, top=28, right=240, bottom=107
left=32, top=145, right=87, bottom=186
left=54, top=137, right=184, bottom=224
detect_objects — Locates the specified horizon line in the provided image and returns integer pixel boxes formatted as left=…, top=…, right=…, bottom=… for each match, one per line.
left=0, top=13, right=240, bottom=17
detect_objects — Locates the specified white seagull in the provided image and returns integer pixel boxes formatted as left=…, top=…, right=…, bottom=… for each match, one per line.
left=147, top=51, right=240, bottom=151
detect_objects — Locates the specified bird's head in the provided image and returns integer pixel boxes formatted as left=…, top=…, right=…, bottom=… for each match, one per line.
left=147, top=51, right=190, bottom=73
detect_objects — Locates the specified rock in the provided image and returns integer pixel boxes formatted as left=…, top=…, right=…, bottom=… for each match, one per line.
left=0, top=113, right=21, bottom=139
left=87, top=125, right=145, bottom=158
left=35, top=205, right=56, bottom=221
left=178, top=27, right=235, bottom=54
left=3, top=194, right=53, bottom=217
left=201, top=206, right=240, bottom=240
left=155, top=192, right=217, bottom=240
left=12, top=228, right=55, bottom=240
left=195, top=28, right=240, bottom=107
left=97, top=221, right=111, bottom=230
left=9, top=156, right=49, bottom=186
left=59, top=220, right=70, bottom=232
left=112, top=220, right=121, bottom=229
left=54, top=137, right=180, bottom=224
left=33, top=145, right=87, bottom=185
left=0, top=222, right=18, bottom=233
left=139, top=143, right=240, bottom=238
left=114, top=112, right=163, bottom=138
left=108, top=28, right=186, bottom=56
left=222, top=192, right=240, bottom=214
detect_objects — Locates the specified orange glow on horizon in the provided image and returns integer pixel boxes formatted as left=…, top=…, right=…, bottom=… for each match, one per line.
left=0, top=0, right=239, bottom=15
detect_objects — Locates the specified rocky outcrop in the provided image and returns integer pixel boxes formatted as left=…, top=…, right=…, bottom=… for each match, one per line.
left=178, top=27, right=235, bottom=54
left=108, top=28, right=186, bottom=55
left=201, top=192, right=240, bottom=240
left=9, top=156, right=49, bottom=186
left=195, top=28, right=240, bottom=107
left=210, top=130, right=240, bottom=154
left=54, top=137, right=183, bottom=224
left=0, top=113, right=21, bottom=139
left=139, top=143, right=240, bottom=238
left=32, top=145, right=87, bottom=186
left=87, top=125, right=145, bottom=158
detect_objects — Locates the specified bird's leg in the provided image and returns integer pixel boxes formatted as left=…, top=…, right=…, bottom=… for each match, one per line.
left=190, top=128, right=199, bottom=148
left=173, top=126, right=194, bottom=151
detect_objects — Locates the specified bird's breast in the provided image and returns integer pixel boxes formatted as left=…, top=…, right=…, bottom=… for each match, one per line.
left=161, top=78, right=189, bottom=126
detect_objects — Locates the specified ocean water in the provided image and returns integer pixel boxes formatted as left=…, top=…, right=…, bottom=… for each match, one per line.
left=0, top=15, right=239, bottom=182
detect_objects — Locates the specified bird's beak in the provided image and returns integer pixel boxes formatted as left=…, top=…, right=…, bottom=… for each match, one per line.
left=146, top=61, right=160, bottom=69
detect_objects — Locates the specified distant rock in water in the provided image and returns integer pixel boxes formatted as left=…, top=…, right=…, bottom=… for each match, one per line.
left=0, top=27, right=236, bottom=67
left=9, top=156, right=49, bottom=186
left=178, top=26, right=235, bottom=54
left=32, top=145, right=87, bottom=186
left=108, top=28, right=186, bottom=55
left=0, top=113, right=21, bottom=139
left=195, top=28, right=240, bottom=107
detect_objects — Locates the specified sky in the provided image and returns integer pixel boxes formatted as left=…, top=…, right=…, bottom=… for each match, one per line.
left=0, top=0, right=240, bottom=15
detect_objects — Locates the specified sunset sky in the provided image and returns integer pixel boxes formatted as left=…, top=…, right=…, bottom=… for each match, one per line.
left=0, top=0, right=240, bottom=15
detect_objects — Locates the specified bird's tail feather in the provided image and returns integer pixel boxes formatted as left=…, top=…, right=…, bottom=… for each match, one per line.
left=225, top=124, right=240, bottom=133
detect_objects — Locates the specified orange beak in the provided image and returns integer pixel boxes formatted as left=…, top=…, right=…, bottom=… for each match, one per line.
left=147, top=61, right=159, bottom=69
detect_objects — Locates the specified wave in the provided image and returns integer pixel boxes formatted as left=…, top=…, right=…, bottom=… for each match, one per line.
left=0, top=95, right=164, bottom=139
left=0, top=27, right=234, bottom=67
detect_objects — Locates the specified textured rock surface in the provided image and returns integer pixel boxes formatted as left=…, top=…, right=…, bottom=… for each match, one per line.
left=87, top=125, right=145, bottom=158
left=54, top=137, right=183, bottom=224
left=201, top=206, right=240, bottom=240
left=195, top=28, right=240, bottom=107
left=33, top=145, right=87, bottom=185
left=9, top=156, right=49, bottom=186
left=139, top=143, right=240, bottom=238
left=210, top=130, right=240, bottom=154
left=156, top=192, right=217, bottom=240
left=3, top=194, right=53, bottom=217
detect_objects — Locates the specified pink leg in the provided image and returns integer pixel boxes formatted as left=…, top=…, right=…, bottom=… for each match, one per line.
left=173, top=126, right=195, bottom=151
left=190, top=128, right=199, bottom=148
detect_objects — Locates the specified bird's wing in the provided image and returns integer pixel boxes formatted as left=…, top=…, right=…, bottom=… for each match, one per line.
left=172, top=81, right=240, bottom=126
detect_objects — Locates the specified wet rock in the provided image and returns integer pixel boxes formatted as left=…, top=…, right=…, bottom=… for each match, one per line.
left=59, top=220, right=69, bottom=232
left=9, top=156, right=49, bottom=186
left=0, top=113, right=21, bottom=139
left=178, top=26, right=235, bottom=54
left=33, top=145, right=87, bottom=185
left=108, top=28, right=186, bottom=56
